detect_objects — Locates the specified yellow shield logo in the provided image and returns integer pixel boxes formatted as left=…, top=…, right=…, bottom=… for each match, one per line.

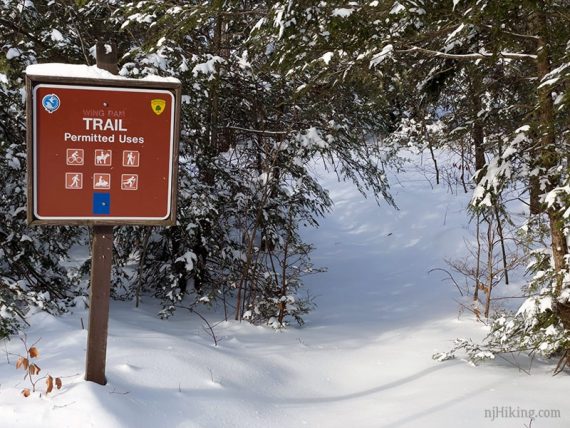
left=151, top=99, right=166, bottom=115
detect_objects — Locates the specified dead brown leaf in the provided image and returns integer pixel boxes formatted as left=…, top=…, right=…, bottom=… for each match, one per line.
left=28, top=364, right=41, bottom=376
left=28, top=347, right=39, bottom=358
left=16, top=357, right=29, bottom=371
left=46, top=376, right=53, bottom=394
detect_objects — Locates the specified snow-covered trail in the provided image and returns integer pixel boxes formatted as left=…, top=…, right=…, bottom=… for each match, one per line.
left=290, top=167, right=568, bottom=428
left=1, top=161, right=569, bottom=428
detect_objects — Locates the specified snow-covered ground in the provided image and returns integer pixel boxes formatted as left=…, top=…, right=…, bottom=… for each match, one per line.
left=1, top=158, right=569, bottom=428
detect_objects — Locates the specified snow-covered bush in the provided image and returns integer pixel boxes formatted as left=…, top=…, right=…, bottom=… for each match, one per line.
left=0, top=0, right=91, bottom=336
left=103, top=1, right=398, bottom=326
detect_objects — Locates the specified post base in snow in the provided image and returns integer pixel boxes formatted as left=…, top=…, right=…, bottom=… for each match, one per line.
left=85, top=225, right=113, bottom=385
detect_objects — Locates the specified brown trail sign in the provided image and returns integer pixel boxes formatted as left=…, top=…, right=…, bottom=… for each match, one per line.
left=31, top=84, right=176, bottom=221
left=26, top=43, right=181, bottom=385
left=27, top=77, right=180, bottom=224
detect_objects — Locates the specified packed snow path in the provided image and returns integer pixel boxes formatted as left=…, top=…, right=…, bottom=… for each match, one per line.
left=1, top=163, right=569, bottom=427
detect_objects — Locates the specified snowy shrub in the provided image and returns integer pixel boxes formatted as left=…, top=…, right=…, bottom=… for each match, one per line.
left=0, top=0, right=88, bottom=335
left=104, top=1, right=396, bottom=326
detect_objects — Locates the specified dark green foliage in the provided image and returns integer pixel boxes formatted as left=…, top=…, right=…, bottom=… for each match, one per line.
left=3, top=0, right=567, bottom=349
left=1, top=0, right=400, bottom=330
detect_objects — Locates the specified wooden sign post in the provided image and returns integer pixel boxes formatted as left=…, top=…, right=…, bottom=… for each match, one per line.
left=25, top=42, right=181, bottom=385
left=86, top=223, right=113, bottom=384
left=86, top=42, right=118, bottom=385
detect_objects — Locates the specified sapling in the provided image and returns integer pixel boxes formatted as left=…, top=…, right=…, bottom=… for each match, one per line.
left=14, top=335, right=62, bottom=397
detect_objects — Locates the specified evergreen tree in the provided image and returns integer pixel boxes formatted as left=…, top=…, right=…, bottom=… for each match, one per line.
left=267, top=0, right=570, bottom=360
left=0, top=0, right=121, bottom=336
left=113, top=0, right=397, bottom=325
left=1, top=0, right=399, bottom=330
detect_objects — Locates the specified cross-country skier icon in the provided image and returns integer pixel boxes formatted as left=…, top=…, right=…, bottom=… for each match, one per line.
left=121, top=174, right=138, bottom=190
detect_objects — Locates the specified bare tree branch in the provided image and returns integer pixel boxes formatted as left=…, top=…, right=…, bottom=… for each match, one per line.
left=397, top=46, right=537, bottom=61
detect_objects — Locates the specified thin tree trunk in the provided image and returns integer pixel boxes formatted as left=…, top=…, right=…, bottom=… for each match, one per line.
left=210, top=6, right=223, bottom=153
left=428, top=139, right=439, bottom=185
left=529, top=176, right=541, bottom=215
left=484, top=219, right=494, bottom=319
left=460, top=142, right=468, bottom=193
left=534, top=2, right=567, bottom=294
left=135, top=228, right=152, bottom=308
left=470, top=72, right=486, bottom=179
left=474, top=214, right=481, bottom=305
left=277, top=211, right=293, bottom=325
left=493, top=204, right=510, bottom=285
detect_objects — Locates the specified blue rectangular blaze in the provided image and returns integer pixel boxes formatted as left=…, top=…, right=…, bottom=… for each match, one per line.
left=93, top=193, right=111, bottom=215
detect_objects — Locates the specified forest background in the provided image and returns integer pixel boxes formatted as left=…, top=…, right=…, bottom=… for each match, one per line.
left=1, top=0, right=569, bottom=368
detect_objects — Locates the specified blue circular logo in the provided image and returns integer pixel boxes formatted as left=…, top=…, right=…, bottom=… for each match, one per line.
left=42, top=93, right=60, bottom=113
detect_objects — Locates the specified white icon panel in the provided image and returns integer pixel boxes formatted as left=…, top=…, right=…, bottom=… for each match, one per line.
left=63, top=148, right=143, bottom=192
left=123, top=150, right=140, bottom=167
left=121, top=174, right=138, bottom=191
left=66, top=149, right=84, bottom=166
left=94, top=149, right=112, bottom=166
left=65, top=173, right=83, bottom=189
left=93, top=173, right=111, bottom=189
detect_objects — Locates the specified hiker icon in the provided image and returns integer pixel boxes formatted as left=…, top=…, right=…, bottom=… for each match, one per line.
left=122, top=150, right=140, bottom=167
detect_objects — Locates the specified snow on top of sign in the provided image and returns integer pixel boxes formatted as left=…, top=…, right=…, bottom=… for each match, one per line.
left=25, top=63, right=180, bottom=83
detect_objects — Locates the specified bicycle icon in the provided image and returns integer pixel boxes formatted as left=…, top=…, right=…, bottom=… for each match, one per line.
left=66, top=148, right=84, bottom=166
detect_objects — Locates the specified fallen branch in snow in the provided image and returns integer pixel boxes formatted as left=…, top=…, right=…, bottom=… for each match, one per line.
left=109, top=387, right=130, bottom=395
left=52, top=401, right=77, bottom=409
left=494, top=352, right=532, bottom=376
left=174, top=305, right=219, bottom=347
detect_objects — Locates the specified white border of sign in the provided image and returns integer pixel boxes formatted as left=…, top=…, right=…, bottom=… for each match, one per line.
left=33, top=84, right=175, bottom=221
